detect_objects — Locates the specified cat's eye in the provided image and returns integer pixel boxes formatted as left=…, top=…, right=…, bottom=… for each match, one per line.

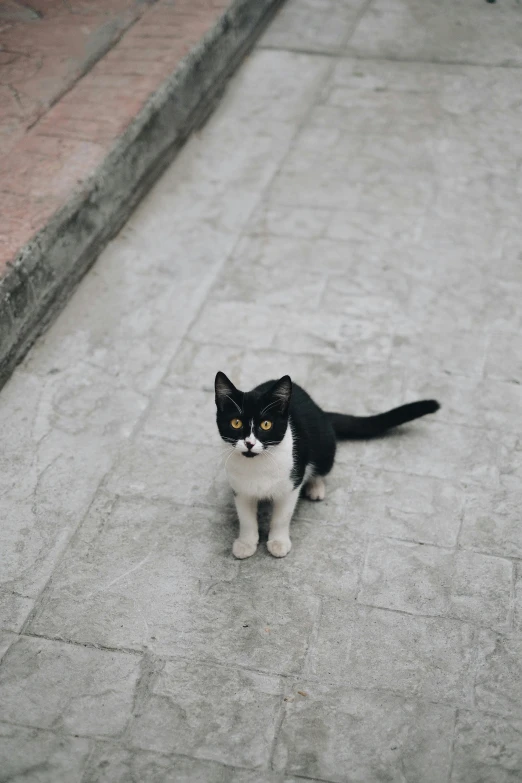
left=260, top=420, right=273, bottom=431
left=230, top=418, right=242, bottom=429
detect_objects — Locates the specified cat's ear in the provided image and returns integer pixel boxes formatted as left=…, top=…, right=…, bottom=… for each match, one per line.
left=269, top=375, right=292, bottom=412
left=215, top=371, right=240, bottom=411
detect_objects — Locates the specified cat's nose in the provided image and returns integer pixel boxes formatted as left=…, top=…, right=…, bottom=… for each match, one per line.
left=245, top=441, right=254, bottom=450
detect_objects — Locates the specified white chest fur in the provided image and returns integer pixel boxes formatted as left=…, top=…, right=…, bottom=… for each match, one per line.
left=224, top=425, right=295, bottom=500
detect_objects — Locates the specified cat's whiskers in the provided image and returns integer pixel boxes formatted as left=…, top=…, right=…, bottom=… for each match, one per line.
left=223, top=448, right=236, bottom=480
left=217, top=446, right=235, bottom=466
left=260, top=448, right=278, bottom=471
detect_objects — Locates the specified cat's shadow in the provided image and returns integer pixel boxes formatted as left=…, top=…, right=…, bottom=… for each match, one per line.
left=255, top=495, right=312, bottom=542
left=256, top=500, right=273, bottom=542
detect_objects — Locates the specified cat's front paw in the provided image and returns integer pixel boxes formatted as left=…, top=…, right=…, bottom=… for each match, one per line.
left=267, top=538, right=292, bottom=558
left=232, top=538, right=258, bottom=559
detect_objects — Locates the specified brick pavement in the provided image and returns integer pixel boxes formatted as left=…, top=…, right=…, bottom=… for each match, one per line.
left=0, top=0, right=230, bottom=270
left=1, top=0, right=522, bottom=781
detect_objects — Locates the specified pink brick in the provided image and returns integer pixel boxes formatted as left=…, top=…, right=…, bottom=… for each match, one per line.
left=0, top=140, right=105, bottom=198
left=0, top=0, right=149, bottom=133
left=72, top=75, right=161, bottom=102
left=0, top=192, right=60, bottom=271
left=92, top=59, right=175, bottom=79
left=123, top=24, right=184, bottom=38
left=0, top=0, right=234, bottom=273
left=36, top=118, right=123, bottom=145
left=102, top=48, right=170, bottom=63
left=47, top=96, right=147, bottom=123
left=0, top=232, right=26, bottom=272
left=117, top=34, right=183, bottom=51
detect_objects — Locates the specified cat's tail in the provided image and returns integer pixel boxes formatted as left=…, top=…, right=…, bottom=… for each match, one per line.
left=326, top=400, right=440, bottom=440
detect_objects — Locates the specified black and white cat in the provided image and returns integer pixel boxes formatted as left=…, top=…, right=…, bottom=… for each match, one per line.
left=215, top=371, right=439, bottom=559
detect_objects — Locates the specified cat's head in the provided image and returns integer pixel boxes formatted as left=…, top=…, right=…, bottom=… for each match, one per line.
left=214, top=371, right=292, bottom=458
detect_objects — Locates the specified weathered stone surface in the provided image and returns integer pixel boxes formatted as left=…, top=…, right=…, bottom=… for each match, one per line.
left=28, top=496, right=238, bottom=650
left=358, top=538, right=512, bottom=630
left=361, top=421, right=515, bottom=486
left=0, top=631, right=17, bottom=661
left=261, top=0, right=367, bottom=53
left=0, top=722, right=91, bottom=783
left=105, top=435, right=232, bottom=508
left=145, top=579, right=320, bottom=674
left=405, top=373, right=522, bottom=432
left=246, top=202, right=332, bottom=240
left=474, top=633, right=522, bottom=719
left=0, top=593, right=33, bottom=633
left=303, top=356, right=405, bottom=414
left=274, top=683, right=454, bottom=782
left=0, top=363, right=146, bottom=609
left=500, top=439, right=522, bottom=492
left=28, top=497, right=319, bottom=673
left=308, top=599, right=475, bottom=707
left=142, top=385, right=216, bottom=445
left=84, top=746, right=230, bottom=783
left=214, top=235, right=327, bottom=309
left=514, top=565, right=522, bottom=635
left=461, top=489, right=522, bottom=559
left=451, top=710, right=522, bottom=783
left=240, top=516, right=366, bottom=600
left=127, top=658, right=282, bottom=767
left=347, top=0, right=522, bottom=66
left=0, top=635, right=141, bottom=736
left=83, top=745, right=296, bottom=783
left=84, top=744, right=302, bottom=783
left=485, top=331, right=522, bottom=385
left=301, top=466, right=464, bottom=547
left=166, top=340, right=314, bottom=393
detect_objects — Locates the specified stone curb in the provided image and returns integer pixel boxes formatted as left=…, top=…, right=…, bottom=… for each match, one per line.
left=0, top=0, right=284, bottom=390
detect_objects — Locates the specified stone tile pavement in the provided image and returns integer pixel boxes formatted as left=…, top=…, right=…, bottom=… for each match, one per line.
left=1, top=0, right=522, bottom=780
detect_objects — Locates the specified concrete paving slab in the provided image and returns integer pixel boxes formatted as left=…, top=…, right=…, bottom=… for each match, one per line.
left=126, top=659, right=282, bottom=766
left=474, top=632, right=522, bottom=719
left=0, top=722, right=91, bottom=783
left=462, top=488, right=522, bottom=560
left=451, top=710, right=522, bottom=783
left=260, top=0, right=368, bottom=54
left=307, top=599, right=476, bottom=707
left=0, top=362, right=147, bottom=620
left=358, top=537, right=512, bottom=631
left=273, top=684, right=454, bottom=782
left=0, top=635, right=140, bottom=736
left=346, top=0, right=522, bottom=66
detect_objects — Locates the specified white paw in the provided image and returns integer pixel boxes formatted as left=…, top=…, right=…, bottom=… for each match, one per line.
left=305, top=476, right=325, bottom=501
left=232, top=538, right=258, bottom=559
left=267, top=538, right=292, bottom=558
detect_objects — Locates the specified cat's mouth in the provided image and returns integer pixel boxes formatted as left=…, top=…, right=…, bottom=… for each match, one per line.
left=242, top=451, right=258, bottom=458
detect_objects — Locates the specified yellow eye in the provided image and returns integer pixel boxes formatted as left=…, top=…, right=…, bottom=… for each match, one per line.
left=260, top=420, right=272, bottom=431
left=230, top=418, right=242, bottom=429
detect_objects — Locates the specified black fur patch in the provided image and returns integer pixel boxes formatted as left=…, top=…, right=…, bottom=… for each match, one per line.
left=215, top=371, right=440, bottom=486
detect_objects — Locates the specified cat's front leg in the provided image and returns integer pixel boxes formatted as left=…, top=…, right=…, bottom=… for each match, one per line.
left=267, top=488, right=300, bottom=558
left=233, top=494, right=259, bottom=559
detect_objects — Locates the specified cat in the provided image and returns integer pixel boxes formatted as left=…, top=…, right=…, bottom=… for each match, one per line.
left=215, top=371, right=439, bottom=559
